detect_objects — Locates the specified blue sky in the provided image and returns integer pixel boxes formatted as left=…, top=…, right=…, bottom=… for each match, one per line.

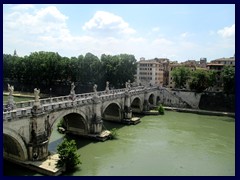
left=3, top=4, right=235, bottom=62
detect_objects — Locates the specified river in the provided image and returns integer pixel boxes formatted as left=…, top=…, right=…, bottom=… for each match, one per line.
left=3, top=111, right=235, bottom=176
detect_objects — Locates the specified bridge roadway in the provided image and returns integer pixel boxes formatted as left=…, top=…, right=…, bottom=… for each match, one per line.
left=3, top=86, right=160, bottom=164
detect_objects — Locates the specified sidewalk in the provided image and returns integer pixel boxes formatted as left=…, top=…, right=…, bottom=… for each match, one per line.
left=164, top=106, right=235, bottom=118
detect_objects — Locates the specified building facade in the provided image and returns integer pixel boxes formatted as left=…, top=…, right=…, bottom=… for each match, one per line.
left=136, top=58, right=169, bottom=87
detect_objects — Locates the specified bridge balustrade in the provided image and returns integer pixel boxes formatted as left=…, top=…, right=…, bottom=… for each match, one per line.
left=3, top=86, right=158, bottom=121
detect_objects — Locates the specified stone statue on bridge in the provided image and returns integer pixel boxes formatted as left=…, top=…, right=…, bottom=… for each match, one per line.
left=32, top=88, right=43, bottom=114
left=70, top=82, right=75, bottom=95
left=34, top=88, right=40, bottom=102
left=8, top=84, right=14, bottom=96
left=93, top=84, right=98, bottom=94
left=33, top=88, right=41, bottom=107
left=105, top=81, right=110, bottom=93
left=70, top=82, right=76, bottom=100
left=6, top=84, right=15, bottom=110
left=125, top=80, right=131, bottom=91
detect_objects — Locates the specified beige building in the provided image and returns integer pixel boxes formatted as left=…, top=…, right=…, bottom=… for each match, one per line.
left=136, top=58, right=169, bottom=86
left=207, top=56, right=235, bottom=71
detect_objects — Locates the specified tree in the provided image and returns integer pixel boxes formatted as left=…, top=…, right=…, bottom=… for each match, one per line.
left=208, top=70, right=219, bottom=89
left=189, top=69, right=210, bottom=92
left=100, top=54, right=137, bottom=89
left=171, top=67, right=191, bottom=89
left=222, top=66, right=235, bottom=94
left=57, top=138, right=81, bottom=171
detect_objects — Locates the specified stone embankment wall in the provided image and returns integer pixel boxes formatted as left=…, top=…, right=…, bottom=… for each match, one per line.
left=171, top=90, right=201, bottom=109
left=160, top=88, right=235, bottom=112
left=199, top=92, right=235, bottom=112
left=158, top=88, right=191, bottom=108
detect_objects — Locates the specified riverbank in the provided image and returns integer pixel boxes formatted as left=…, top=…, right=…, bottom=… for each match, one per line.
left=3, top=92, right=34, bottom=98
left=3, top=91, right=49, bottom=98
left=164, top=106, right=235, bottom=118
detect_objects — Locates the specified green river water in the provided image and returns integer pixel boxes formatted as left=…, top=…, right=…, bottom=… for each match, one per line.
left=3, top=111, right=235, bottom=176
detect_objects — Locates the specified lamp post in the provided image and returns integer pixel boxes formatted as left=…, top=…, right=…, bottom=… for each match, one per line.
left=49, top=88, right=52, bottom=103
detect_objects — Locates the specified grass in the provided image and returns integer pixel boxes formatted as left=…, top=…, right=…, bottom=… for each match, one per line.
left=3, top=95, right=34, bottom=103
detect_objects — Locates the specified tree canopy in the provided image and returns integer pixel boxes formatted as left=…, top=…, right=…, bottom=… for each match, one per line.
left=222, top=66, right=235, bottom=94
left=3, top=52, right=137, bottom=94
left=171, top=66, right=191, bottom=89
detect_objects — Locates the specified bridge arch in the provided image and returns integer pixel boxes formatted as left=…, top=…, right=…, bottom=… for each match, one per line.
left=49, top=110, right=89, bottom=135
left=131, top=97, right=143, bottom=113
left=148, top=93, right=155, bottom=105
left=156, top=96, right=160, bottom=105
left=102, top=102, right=122, bottom=122
left=3, top=128, right=28, bottom=161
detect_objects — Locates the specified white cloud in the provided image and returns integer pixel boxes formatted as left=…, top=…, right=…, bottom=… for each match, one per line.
left=152, top=38, right=174, bottom=46
left=180, top=32, right=188, bottom=38
left=3, top=5, right=235, bottom=62
left=10, top=4, right=35, bottom=11
left=217, top=24, right=235, bottom=38
left=82, top=11, right=136, bottom=36
left=180, top=32, right=194, bottom=38
left=152, top=27, right=160, bottom=32
left=4, top=6, right=68, bottom=35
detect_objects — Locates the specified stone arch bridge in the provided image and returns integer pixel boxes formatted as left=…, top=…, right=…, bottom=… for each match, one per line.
left=3, top=86, right=160, bottom=163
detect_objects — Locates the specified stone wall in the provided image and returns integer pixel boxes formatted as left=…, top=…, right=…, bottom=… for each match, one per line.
left=160, top=88, right=235, bottom=112
left=171, top=90, right=201, bottom=109
left=199, top=92, right=235, bottom=112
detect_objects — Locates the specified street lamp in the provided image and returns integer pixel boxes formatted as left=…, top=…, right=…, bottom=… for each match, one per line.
left=49, top=88, right=52, bottom=103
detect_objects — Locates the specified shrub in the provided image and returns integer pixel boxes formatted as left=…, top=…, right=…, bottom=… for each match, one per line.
left=158, top=104, right=165, bottom=115
left=109, top=128, right=118, bottom=140
left=57, top=138, right=81, bottom=171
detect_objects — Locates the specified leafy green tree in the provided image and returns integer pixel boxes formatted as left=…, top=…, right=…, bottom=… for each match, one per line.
left=189, top=69, right=210, bottom=92
left=101, top=54, right=137, bottom=88
left=171, top=67, right=191, bottom=89
left=3, top=51, right=137, bottom=94
left=208, top=70, right=219, bottom=89
left=57, top=138, right=81, bottom=171
left=222, top=66, right=235, bottom=94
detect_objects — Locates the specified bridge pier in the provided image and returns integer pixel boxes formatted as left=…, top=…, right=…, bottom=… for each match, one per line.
left=124, top=91, right=132, bottom=119
left=91, top=95, right=103, bottom=134
left=28, top=115, right=50, bottom=161
left=143, top=91, right=150, bottom=111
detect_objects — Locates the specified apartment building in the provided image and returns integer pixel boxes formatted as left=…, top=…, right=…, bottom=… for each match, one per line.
left=136, top=58, right=169, bottom=86
left=207, top=56, right=235, bottom=71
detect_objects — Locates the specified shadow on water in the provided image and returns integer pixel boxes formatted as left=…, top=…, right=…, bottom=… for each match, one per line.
left=102, top=120, right=126, bottom=130
left=3, top=160, right=40, bottom=176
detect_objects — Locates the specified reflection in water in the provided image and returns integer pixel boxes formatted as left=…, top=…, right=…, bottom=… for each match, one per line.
left=3, top=111, right=235, bottom=176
